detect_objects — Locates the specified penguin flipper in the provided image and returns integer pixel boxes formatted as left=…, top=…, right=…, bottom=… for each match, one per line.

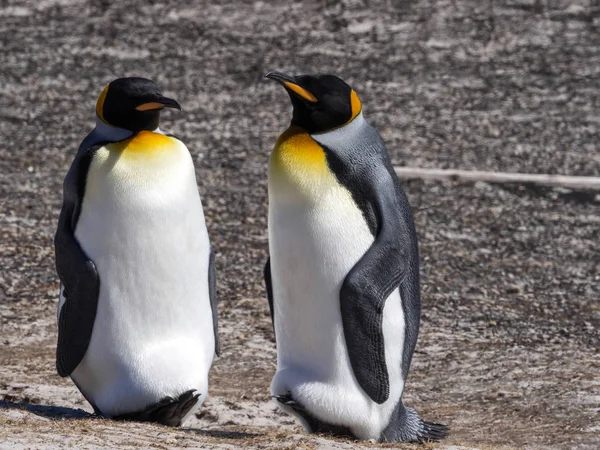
left=338, top=167, right=413, bottom=405
left=54, top=144, right=104, bottom=377
left=208, top=248, right=220, bottom=356
left=263, top=258, right=276, bottom=335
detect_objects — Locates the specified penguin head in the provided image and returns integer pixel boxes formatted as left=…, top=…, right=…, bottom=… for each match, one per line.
left=265, top=71, right=362, bottom=134
left=95, top=77, right=181, bottom=132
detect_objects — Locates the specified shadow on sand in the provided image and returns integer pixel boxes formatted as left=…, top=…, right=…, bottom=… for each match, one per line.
left=0, top=400, right=93, bottom=420
left=183, top=428, right=264, bottom=440
left=1, top=401, right=267, bottom=441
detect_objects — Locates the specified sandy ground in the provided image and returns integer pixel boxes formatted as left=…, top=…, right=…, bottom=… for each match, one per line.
left=0, top=0, right=599, bottom=449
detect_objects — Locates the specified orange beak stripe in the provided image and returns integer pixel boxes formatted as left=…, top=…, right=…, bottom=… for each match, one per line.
left=135, top=102, right=166, bottom=111
left=283, top=82, right=318, bottom=103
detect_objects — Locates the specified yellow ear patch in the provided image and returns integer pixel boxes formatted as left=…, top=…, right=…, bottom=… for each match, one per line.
left=135, top=102, right=165, bottom=111
left=283, top=82, right=318, bottom=103
left=349, top=89, right=362, bottom=121
left=95, top=84, right=110, bottom=123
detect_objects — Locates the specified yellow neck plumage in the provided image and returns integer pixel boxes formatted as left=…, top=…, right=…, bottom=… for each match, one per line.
left=106, top=131, right=177, bottom=159
left=271, top=126, right=328, bottom=176
left=269, top=126, right=337, bottom=201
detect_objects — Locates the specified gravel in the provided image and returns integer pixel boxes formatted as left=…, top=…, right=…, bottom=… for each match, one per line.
left=0, top=0, right=598, bottom=449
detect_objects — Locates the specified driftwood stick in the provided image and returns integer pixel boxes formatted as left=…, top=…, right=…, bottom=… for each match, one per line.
left=394, top=167, right=600, bottom=191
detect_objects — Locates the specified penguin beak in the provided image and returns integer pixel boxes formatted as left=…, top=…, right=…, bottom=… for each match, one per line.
left=265, top=71, right=296, bottom=84
left=265, top=71, right=318, bottom=103
left=135, top=96, right=182, bottom=112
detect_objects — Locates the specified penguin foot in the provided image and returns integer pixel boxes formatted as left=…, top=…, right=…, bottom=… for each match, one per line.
left=274, top=393, right=354, bottom=438
left=115, top=389, right=200, bottom=427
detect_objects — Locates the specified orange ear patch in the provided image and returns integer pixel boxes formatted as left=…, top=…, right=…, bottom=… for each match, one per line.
left=350, top=90, right=362, bottom=121
left=95, top=84, right=110, bottom=123
left=283, top=82, right=318, bottom=103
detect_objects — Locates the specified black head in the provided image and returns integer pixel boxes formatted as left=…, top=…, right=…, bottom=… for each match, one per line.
left=265, top=72, right=362, bottom=134
left=95, top=77, right=181, bottom=131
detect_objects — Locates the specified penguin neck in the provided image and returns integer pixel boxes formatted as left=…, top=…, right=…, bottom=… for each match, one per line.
left=94, top=117, right=135, bottom=142
left=310, top=112, right=367, bottom=148
left=94, top=116, right=166, bottom=139
left=79, top=117, right=165, bottom=151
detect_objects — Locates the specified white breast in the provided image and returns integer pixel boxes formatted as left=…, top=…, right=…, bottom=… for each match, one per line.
left=71, top=138, right=214, bottom=417
left=269, top=178, right=372, bottom=372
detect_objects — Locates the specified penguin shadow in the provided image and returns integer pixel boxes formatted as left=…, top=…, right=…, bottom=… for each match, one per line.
left=184, top=428, right=264, bottom=440
left=105, top=146, right=124, bottom=170
left=0, top=400, right=93, bottom=420
left=1, top=400, right=264, bottom=440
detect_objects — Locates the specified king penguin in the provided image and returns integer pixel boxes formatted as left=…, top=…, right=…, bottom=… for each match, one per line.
left=54, top=77, right=219, bottom=426
left=263, top=72, right=447, bottom=442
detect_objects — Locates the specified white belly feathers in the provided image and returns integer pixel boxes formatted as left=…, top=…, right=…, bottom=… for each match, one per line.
left=71, top=132, right=214, bottom=416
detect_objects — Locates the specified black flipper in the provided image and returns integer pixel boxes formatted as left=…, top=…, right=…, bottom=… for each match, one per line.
left=337, top=172, right=411, bottom=404
left=321, top=126, right=419, bottom=405
left=264, top=258, right=275, bottom=335
left=115, top=389, right=200, bottom=427
left=208, top=248, right=220, bottom=356
left=274, top=394, right=354, bottom=438
left=55, top=143, right=107, bottom=377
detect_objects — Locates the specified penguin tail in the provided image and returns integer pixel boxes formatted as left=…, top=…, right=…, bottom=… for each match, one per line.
left=406, top=407, right=448, bottom=443
left=115, top=389, right=200, bottom=427
left=417, top=418, right=449, bottom=443
left=381, top=406, right=448, bottom=443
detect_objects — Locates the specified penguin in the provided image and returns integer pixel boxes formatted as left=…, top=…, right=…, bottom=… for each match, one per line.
left=263, top=72, right=447, bottom=442
left=54, top=77, right=219, bottom=426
